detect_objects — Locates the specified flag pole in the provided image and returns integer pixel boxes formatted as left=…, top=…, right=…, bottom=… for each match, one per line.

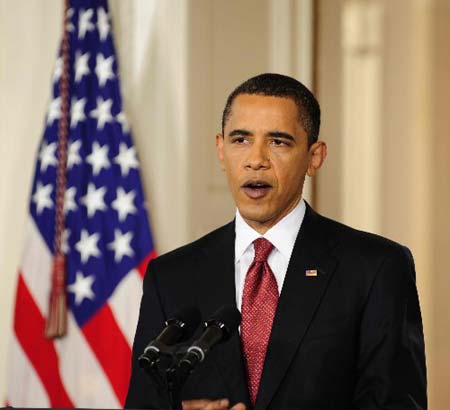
left=45, top=0, right=70, bottom=339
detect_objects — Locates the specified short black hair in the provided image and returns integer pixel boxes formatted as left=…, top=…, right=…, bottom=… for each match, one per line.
left=221, top=73, right=321, bottom=146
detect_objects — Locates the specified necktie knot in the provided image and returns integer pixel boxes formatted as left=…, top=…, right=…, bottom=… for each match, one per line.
left=253, top=237, right=273, bottom=262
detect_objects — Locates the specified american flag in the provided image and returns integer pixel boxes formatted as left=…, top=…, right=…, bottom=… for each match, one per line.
left=7, top=0, right=155, bottom=407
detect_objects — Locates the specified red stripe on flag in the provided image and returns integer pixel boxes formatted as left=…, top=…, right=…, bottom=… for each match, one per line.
left=13, top=274, right=74, bottom=407
left=82, top=303, right=132, bottom=407
left=137, top=250, right=156, bottom=279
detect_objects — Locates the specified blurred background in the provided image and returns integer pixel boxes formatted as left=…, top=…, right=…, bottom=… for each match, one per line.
left=1, top=0, right=449, bottom=408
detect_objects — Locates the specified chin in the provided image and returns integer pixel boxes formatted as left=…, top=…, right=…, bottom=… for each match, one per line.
left=239, top=207, right=273, bottom=225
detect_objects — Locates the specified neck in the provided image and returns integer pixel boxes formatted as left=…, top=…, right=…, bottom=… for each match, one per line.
left=241, top=197, right=303, bottom=235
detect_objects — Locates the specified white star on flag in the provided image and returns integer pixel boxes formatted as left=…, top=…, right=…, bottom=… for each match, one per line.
left=95, top=54, right=115, bottom=87
left=75, top=51, right=90, bottom=83
left=67, top=271, right=95, bottom=305
left=86, top=141, right=110, bottom=175
left=32, top=182, right=53, bottom=214
left=70, top=97, right=87, bottom=128
left=114, top=143, right=139, bottom=176
left=64, top=186, right=78, bottom=214
left=108, top=229, right=134, bottom=263
left=66, top=8, right=75, bottom=32
left=90, top=97, right=113, bottom=130
left=75, top=229, right=101, bottom=263
left=78, top=8, right=94, bottom=39
left=112, top=187, right=137, bottom=222
left=61, top=229, right=71, bottom=254
left=47, top=97, right=61, bottom=125
left=39, top=141, right=57, bottom=172
left=97, top=7, right=110, bottom=41
left=80, top=183, right=107, bottom=217
left=53, top=57, right=63, bottom=84
left=116, top=111, right=130, bottom=134
left=67, top=140, right=82, bottom=169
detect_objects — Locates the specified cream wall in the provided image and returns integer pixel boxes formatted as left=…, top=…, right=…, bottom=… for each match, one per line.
left=0, top=0, right=63, bottom=402
left=429, top=2, right=450, bottom=407
left=317, top=0, right=450, bottom=408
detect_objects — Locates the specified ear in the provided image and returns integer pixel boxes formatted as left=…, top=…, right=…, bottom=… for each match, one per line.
left=216, top=133, right=225, bottom=170
left=307, top=141, right=327, bottom=177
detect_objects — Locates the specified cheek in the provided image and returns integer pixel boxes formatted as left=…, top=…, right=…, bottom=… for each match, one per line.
left=273, top=158, right=305, bottom=181
left=272, top=162, right=307, bottom=194
left=223, top=164, right=241, bottom=190
left=222, top=149, right=242, bottom=170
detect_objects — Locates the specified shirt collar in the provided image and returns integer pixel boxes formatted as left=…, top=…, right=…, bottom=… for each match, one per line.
left=235, top=199, right=306, bottom=262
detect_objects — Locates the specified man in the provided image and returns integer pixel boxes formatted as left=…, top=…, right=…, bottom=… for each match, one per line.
left=126, top=74, right=427, bottom=410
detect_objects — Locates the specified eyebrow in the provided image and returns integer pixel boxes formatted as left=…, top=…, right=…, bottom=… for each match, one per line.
left=228, top=129, right=252, bottom=137
left=227, top=129, right=295, bottom=142
left=267, top=131, right=295, bottom=141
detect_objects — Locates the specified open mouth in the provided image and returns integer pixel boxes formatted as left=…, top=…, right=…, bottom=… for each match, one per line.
left=242, top=180, right=272, bottom=199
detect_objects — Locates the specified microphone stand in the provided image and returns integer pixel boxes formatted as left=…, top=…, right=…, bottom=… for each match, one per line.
left=166, top=365, right=183, bottom=410
left=140, top=344, right=189, bottom=410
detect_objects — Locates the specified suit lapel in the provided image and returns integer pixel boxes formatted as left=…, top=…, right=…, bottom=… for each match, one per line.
left=196, top=221, right=236, bottom=315
left=196, top=221, right=251, bottom=406
left=255, top=204, right=339, bottom=410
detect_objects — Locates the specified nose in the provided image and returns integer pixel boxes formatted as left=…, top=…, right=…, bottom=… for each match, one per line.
left=245, top=139, right=270, bottom=170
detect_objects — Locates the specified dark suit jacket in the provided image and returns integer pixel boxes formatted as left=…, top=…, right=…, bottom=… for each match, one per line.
left=126, top=204, right=427, bottom=409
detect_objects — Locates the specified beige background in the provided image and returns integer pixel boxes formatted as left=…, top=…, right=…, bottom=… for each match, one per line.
left=1, top=0, right=449, bottom=408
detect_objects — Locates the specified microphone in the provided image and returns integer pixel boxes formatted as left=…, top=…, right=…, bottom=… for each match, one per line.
left=138, top=306, right=201, bottom=370
left=177, top=305, right=241, bottom=377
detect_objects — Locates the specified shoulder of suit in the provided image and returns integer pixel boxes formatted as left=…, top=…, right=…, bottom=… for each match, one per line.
left=148, top=220, right=234, bottom=269
left=311, top=208, right=412, bottom=262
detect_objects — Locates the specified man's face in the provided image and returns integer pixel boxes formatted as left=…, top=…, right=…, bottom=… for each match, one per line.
left=217, top=94, right=325, bottom=234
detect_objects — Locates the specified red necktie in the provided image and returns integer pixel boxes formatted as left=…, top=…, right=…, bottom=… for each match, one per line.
left=241, top=238, right=279, bottom=405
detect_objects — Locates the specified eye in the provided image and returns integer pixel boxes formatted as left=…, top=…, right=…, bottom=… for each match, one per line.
left=231, top=136, right=247, bottom=144
left=272, top=138, right=288, bottom=146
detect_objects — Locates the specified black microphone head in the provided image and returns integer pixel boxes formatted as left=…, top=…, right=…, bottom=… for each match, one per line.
left=166, top=306, right=202, bottom=342
left=206, top=305, right=241, bottom=341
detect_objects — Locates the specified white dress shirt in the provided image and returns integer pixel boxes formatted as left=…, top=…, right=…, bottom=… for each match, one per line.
left=234, top=199, right=306, bottom=311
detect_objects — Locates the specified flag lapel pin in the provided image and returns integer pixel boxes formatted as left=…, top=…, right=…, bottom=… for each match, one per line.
left=305, top=269, right=318, bottom=277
